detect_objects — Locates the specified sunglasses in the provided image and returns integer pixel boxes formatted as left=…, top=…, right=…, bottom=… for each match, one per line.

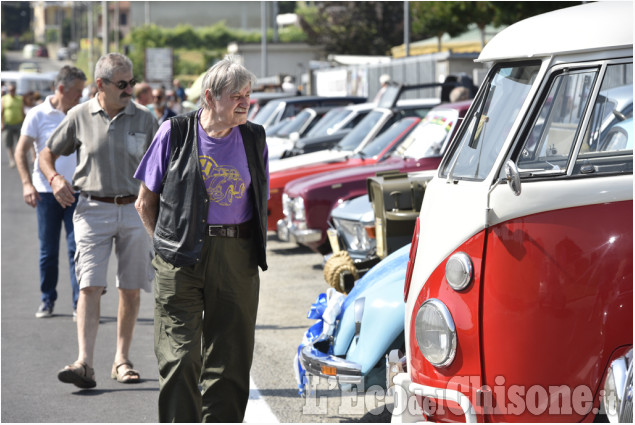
left=102, top=78, right=137, bottom=90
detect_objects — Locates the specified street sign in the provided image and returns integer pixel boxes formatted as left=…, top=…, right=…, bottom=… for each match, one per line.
left=145, top=47, right=173, bottom=86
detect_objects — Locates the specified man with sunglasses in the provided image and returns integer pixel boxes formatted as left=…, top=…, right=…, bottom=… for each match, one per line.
left=39, top=53, right=159, bottom=389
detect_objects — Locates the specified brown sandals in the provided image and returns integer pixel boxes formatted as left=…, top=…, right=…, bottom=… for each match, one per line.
left=57, top=361, right=97, bottom=389
left=111, top=361, right=141, bottom=384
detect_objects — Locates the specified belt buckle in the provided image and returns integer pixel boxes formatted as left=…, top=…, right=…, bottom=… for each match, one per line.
left=208, top=225, right=223, bottom=237
left=114, top=195, right=124, bottom=205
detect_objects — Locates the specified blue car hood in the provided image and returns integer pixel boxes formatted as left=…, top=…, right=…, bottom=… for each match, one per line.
left=332, top=243, right=410, bottom=373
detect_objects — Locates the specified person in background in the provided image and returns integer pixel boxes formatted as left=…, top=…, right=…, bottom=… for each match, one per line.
left=1, top=83, right=25, bottom=167
left=373, top=74, right=392, bottom=104
left=80, top=83, right=98, bottom=103
left=173, top=78, right=186, bottom=103
left=14, top=65, right=86, bottom=319
left=39, top=53, right=159, bottom=389
left=449, top=86, right=471, bottom=103
left=135, top=57, right=269, bottom=422
left=151, top=87, right=176, bottom=124
left=134, top=81, right=153, bottom=108
left=165, top=89, right=183, bottom=114
left=281, top=76, right=296, bottom=94
left=23, top=92, right=36, bottom=115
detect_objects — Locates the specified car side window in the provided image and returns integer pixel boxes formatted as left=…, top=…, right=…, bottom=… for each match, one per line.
left=517, top=69, right=598, bottom=174
left=579, top=63, right=633, bottom=153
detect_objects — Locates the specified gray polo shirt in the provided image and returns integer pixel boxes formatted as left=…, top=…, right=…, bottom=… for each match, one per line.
left=47, top=96, right=159, bottom=197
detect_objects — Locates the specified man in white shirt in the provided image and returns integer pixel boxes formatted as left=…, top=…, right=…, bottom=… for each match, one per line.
left=14, top=65, right=86, bottom=319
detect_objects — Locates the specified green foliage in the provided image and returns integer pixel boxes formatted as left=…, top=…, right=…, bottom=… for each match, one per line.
left=45, top=28, right=59, bottom=43
left=122, top=21, right=307, bottom=79
left=297, top=1, right=404, bottom=55
left=410, top=1, right=469, bottom=40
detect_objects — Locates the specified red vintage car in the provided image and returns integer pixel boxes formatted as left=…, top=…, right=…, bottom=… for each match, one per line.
left=267, top=98, right=439, bottom=230
left=277, top=101, right=471, bottom=253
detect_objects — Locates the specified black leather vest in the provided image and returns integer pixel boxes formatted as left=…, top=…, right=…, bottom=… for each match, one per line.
left=153, top=110, right=268, bottom=271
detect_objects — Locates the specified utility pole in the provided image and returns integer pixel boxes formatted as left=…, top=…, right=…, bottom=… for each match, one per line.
left=102, top=0, right=108, bottom=55
left=261, top=1, right=267, bottom=78
left=273, top=1, right=279, bottom=43
left=114, top=1, right=119, bottom=52
left=404, top=0, right=410, bottom=57
left=88, top=2, right=94, bottom=76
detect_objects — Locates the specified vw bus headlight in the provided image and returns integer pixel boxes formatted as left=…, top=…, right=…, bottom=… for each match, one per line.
left=445, top=252, right=473, bottom=291
left=603, top=350, right=633, bottom=423
left=293, top=197, right=306, bottom=221
left=415, top=299, right=457, bottom=368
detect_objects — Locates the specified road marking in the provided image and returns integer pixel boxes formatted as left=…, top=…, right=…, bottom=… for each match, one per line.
left=244, top=376, right=279, bottom=423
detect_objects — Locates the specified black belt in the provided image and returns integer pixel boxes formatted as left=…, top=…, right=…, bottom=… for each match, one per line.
left=208, top=222, right=251, bottom=238
left=82, top=193, right=137, bottom=205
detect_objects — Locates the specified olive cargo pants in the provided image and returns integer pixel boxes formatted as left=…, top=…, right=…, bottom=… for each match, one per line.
left=153, top=235, right=260, bottom=422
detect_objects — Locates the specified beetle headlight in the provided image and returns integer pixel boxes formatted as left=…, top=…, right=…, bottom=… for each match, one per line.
left=415, top=299, right=457, bottom=368
left=445, top=252, right=473, bottom=291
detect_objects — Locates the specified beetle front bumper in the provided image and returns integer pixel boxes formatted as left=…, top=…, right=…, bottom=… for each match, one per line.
left=299, top=342, right=364, bottom=386
left=390, top=372, right=477, bottom=423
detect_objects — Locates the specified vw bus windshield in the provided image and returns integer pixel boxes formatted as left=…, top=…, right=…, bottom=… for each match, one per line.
left=442, top=63, right=540, bottom=180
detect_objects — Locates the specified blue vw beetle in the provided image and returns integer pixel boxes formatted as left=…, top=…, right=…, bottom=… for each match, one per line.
left=294, top=243, right=410, bottom=396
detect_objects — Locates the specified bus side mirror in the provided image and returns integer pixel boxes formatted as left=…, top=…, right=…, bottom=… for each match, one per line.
left=504, top=160, right=522, bottom=196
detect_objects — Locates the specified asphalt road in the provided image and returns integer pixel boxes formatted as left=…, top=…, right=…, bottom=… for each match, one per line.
left=1, top=50, right=393, bottom=422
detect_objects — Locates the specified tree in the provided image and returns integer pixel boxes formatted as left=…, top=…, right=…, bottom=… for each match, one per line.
left=1, top=1, right=31, bottom=44
left=491, top=2, right=581, bottom=27
left=410, top=2, right=470, bottom=51
left=297, top=2, right=405, bottom=55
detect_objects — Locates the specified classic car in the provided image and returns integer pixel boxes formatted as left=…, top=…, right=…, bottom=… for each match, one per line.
left=295, top=242, right=411, bottom=396
left=247, top=92, right=295, bottom=121
left=281, top=102, right=376, bottom=158
left=324, top=170, right=435, bottom=292
left=251, top=95, right=365, bottom=129
left=277, top=100, right=471, bottom=254
left=267, top=98, right=440, bottom=231
left=391, top=2, right=633, bottom=422
left=267, top=106, right=343, bottom=160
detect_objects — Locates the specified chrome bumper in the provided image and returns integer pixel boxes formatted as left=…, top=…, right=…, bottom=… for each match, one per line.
left=276, top=218, right=322, bottom=244
left=391, top=372, right=476, bottom=423
left=299, top=342, right=364, bottom=386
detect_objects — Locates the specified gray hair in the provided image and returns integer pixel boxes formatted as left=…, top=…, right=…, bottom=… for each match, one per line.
left=201, top=57, right=256, bottom=109
left=55, top=66, right=87, bottom=92
left=94, top=52, right=133, bottom=81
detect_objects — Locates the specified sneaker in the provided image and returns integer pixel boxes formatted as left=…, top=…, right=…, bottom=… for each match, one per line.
left=35, top=302, right=54, bottom=318
left=73, top=310, right=77, bottom=322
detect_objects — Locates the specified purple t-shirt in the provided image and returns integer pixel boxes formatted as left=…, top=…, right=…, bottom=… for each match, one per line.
left=135, top=116, right=269, bottom=225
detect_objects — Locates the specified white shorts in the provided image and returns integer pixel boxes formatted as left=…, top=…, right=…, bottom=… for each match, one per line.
left=73, top=195, right=154, bottom=292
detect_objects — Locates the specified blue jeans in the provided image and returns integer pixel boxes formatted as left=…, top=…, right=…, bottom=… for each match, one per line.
left=36, top=192, right=79, bottom=309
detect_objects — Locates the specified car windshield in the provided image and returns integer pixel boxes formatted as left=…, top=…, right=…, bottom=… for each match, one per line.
left=265, top=118, right=291, bottom=136
left=396, top=109, right=460, bottom=159
left=271, top=110, right=313, bottom=137
left=252, top=100, right=282, bottom=126
left=442, top=63, right=541, bottom=180
left=359, top=118, right=418, bottom=158
left=305, top=107, right=351, bottom=138
left=336, top=110, right=386, bottom=151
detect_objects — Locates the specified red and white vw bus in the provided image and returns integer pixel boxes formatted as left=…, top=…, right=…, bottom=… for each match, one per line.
left=390, top=2, right=633, bottom=423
